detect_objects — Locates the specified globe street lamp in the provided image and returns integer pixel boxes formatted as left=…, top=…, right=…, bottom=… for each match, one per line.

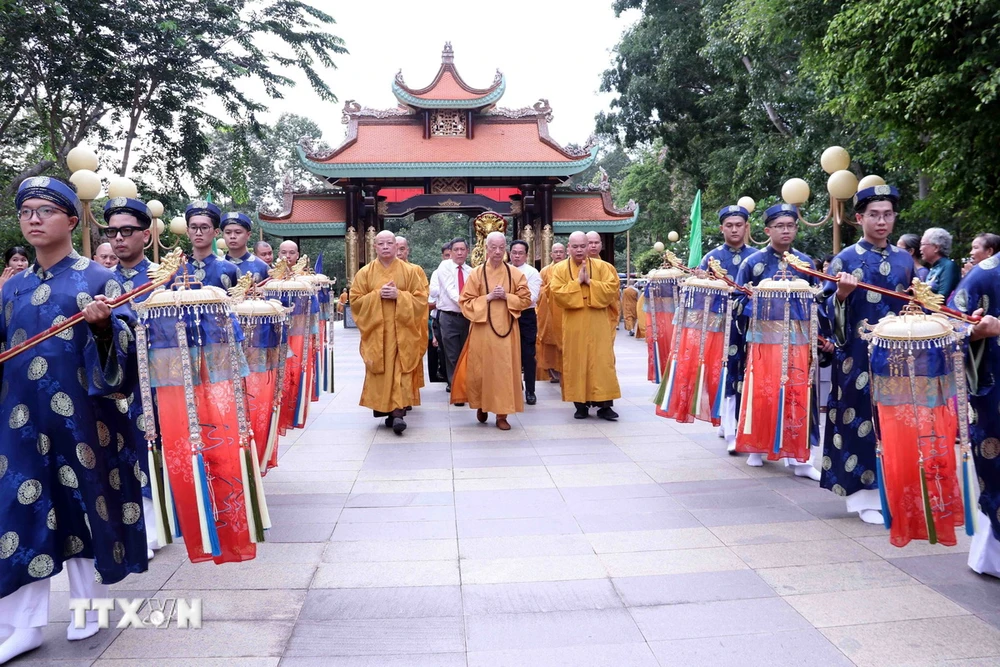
left=780, top=146, right=885, bottom=254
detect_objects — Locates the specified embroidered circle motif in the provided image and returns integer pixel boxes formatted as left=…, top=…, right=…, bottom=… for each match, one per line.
left=27, top=554, right=53, bottom=578
left=9, top=404, right=29, bottom=428
left=50, top=392, right=74, bottom=416
left=31, top=284, right=50, bottom=306
left=0, top=532, right=18, bottom=558
left=27, top=356, right=47, bottom=380
left=59, top=465, right=79, bottom=488
left=17, top=479, right=42, bottom=504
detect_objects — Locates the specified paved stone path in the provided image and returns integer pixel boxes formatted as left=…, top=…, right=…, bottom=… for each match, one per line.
left=25, top=323, right=1000, bottom=665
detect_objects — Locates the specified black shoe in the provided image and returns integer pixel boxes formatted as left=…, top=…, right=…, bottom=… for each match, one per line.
left=628, top=330, right=634, bottom=337
left=596, top=407, right=619, bottom=421
left=392, top=417, right=407, bottom=435
left=446, top=385, right=451, bottom=393
left=384, top=416, right=394, bottom=428
left=455, top=403, right=465, bottom=407
left=574, top=407, right=589, bottom=419
left=525, top=392, right=536, bottom=405
left=405, top=406, right=412, bottom=412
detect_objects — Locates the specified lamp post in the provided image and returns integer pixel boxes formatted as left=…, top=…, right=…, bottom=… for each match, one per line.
left=67, top=145, right=102, bottom=258
left=144, top=200, right=185, bottom=264
left=780, top=146, right=886, bottom=254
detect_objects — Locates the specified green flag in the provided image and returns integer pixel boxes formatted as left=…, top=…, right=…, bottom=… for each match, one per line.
left=687, top=189, right=703, bottom=268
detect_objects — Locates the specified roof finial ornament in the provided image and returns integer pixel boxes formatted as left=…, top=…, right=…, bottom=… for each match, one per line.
left=442, top=42, right=454, bottom=63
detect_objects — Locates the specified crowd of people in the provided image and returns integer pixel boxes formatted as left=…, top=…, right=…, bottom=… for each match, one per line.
left=0, top=177, right=332, bottom=663
left=3, top=172, right=1000, bottom=663
left=626, top=184, right=1000, bottom=584
left=349, top=229, right=622, bottom=434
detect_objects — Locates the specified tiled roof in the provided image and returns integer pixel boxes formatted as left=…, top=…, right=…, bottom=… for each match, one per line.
left=259, top=196, right=346, bottom=223
left=393, top=42, right=504, bottom=109
left=319, top=121, right=573, bottom=164
left=551, top=193, right=639, bottom=234
left=552, top=194, right=634, bottom=222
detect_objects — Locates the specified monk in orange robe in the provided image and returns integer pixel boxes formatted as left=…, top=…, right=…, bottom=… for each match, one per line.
left=551, top=231, right=622, bottom=420
left=536, top=242, right=566, bottom=383
left=587, top=231, right=620, bottom=334
left=451, top=231, right=531, bottom=430
left=397, top=235, right=428, bottom=405
left=350, top=230, right=428, bottom=435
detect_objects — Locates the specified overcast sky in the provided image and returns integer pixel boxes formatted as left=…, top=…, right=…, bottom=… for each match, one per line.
left=257, top=1, right=641, bottom=148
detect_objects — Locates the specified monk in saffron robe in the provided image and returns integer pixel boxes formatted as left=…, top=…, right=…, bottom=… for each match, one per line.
left=451, top=232, right=531, bottom=430
left=536, top=243, right=566, bottom=383
left=622, top=283, right=639, bottom=334
left=551, top=231, right=622, bottom=420
left=350, top=231, right=428, bottom=435
left=635, top=287, right=647, bottom=339
left=397, top=235, right=428, bottom=406
left=587, top=231, right=620, bottom=333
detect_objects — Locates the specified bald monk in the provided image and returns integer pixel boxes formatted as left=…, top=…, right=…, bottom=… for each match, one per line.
left=551, top=231, right=622, bottom=420
left=278, top=239, right=300, bottom=264
left=350, top=230, right=428, bottom=434
left=397, top=235, right=429, bottom=406
left=587, top=231, right=620, bottom=333
left=451, top=232, right=531, bottom=430
left=536, top=242, right=566, bottom=383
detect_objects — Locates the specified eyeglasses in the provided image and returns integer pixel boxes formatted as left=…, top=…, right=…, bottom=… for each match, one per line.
left=18, top=206, right=66, bottom=221
left=188, top=225, right=214, bottom=235
left=102, top=226, right=144, bottom=239
left=863, top=211, right=897, bottom=222
left=769, top=224, right=798, bottom=231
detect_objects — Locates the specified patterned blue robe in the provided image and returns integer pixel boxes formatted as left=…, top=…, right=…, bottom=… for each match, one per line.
left=0, top=252, right=148, bottom=597
left=226, top=251, right=270, bottom=282
left=734, top=246, right=826, bottom=446
left=948, top=255, right=1000, bottom=540
left=822, top=240, right=913, bottom=497
left=699, top=244, right=752, bottom=397
left=112, top=258, right=158, bottom=501
left=184, top=253, right=239, bottom=290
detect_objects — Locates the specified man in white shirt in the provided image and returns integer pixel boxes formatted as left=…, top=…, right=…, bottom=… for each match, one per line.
left=428, top=242, right=452, bottom=383
left=509, top=240, right=542, bottom=405
left=428, top=238, right=472, bottom=402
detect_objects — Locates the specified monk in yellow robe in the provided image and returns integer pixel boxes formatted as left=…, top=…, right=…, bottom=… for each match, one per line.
left=536, top=242, right=566, bottom=383
left=397, top=235, right=428, bottom=405
left=350, top=230, right=428, bottom=434
left=622, top=283, right=639, bottom=334
left=587, top=231, right=620, bottom=333
left=451, top=231, right=531, bottom=430
left=551, top=231, right=622, bottom=420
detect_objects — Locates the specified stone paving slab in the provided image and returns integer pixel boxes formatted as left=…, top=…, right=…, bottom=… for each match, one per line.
left=40, top=322, right=1000, bottom=665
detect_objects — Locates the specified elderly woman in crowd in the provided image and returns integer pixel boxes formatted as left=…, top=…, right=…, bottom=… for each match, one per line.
left=920, top=227, right=961, bottom=298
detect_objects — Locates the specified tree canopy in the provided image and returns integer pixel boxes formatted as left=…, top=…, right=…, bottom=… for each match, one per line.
left=0, top=0, right=345, bottom=200
left=598, top=0, right=1000, bottom=257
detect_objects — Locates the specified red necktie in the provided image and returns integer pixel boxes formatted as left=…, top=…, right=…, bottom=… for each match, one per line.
left=457, top=266, right=465, bottom=292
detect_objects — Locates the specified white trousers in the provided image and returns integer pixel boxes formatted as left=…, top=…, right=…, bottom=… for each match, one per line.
left=722, top=395, right=738, bottom=450
left=845, top=488, right=882, bottom=514
left=0, top=558, right=107, bottom=629
left=969, top=511, right=1000, bottom=578
left=143, top=497, right=158, bottom=550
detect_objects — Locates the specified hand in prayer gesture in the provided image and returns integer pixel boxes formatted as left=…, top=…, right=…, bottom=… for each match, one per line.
left=578, top=260, right=590, bottom=285
left=488, top=284, right=506, bottom=301
left=380, top=280, right=398, bottom=300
